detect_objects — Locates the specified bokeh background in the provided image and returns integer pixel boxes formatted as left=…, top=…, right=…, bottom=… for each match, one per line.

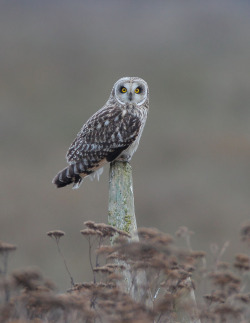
left=1, top=0, right=250, bottom=291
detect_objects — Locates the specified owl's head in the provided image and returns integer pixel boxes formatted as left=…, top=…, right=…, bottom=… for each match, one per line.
left=112, top=77, right=148, bottom=106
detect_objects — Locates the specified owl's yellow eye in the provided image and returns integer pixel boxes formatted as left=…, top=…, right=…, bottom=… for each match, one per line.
left=135, top=87, right=140, bottom=94
left=121, top=87, right=127, bottom=93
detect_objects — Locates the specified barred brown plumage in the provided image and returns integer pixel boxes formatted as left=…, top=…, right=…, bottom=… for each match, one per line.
left=52, top=77, right=149, bottom=189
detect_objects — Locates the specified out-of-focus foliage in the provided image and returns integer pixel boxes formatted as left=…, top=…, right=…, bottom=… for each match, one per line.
left=1, top=223, right=250, bottom=322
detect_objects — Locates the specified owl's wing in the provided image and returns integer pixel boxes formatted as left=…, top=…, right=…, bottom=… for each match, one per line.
left=66, top=106, right=141, bottom=166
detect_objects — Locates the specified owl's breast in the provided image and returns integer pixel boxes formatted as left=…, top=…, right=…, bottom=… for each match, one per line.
left=118, top=107, right=148, bottom=161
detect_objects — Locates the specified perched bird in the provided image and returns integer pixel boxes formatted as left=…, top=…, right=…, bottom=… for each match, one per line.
left=52, top=76, right=149, bottom=189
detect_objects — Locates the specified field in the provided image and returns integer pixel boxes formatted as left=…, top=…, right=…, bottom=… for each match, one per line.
left=1, top=1, right=250, bottom=321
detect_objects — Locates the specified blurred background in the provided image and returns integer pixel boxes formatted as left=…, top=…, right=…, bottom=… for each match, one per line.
left=1, top=0, right=250, bottom=291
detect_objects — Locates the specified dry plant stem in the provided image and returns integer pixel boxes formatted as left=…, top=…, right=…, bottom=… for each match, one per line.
left=55, top=239, right=75, bottom=287
left=181, top=240, right=201, bottom=323
left=176, top=229, right=201, bottom=323
left=2, top=253, right=10, bottom=303
left=108, top=161, right=151, bottom=304
left=183, top=240, right=201, bottom=323
left=87, top=237, right=96, bottom=284
left=2, top=252, right=9, bottom=276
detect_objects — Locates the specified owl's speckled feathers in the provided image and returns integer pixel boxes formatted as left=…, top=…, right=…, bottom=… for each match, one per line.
left=53, top=77, right=149, bottom=189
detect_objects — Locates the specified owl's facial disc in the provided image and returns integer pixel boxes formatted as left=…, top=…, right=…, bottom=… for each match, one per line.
left=115, top=78, right=148, bottom=105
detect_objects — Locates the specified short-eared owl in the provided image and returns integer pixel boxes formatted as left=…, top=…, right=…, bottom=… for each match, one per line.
left=53, top=77, right=149, bottom=189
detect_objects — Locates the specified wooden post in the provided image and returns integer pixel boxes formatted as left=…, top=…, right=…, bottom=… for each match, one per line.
left=108, top=161, right=148, bottom=303
left=108, top=161, right=138, bottom=237
left=108, top=160, right=200, bottom=322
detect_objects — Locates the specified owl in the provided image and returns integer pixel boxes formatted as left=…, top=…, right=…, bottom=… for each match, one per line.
left=52, top=77, right=149, bottom=189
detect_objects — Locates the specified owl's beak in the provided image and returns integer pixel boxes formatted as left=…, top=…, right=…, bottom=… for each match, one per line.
left=128, top=92, right=133, bottom=101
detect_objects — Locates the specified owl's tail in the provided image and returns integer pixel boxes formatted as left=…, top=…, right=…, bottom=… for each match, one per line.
left=52, top=163, right=93, bottom=189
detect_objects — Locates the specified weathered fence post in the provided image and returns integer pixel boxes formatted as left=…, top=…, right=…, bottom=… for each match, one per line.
left=108, top=161, right=137, bottom=237
left=108, top=160, right=200, bottom=322
left=108, top=161, right=149, bottom=303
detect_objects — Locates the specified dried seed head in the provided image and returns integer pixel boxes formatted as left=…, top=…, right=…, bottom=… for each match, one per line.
left=114, top=241, right=160, bottom=262
left=209, top=271, right=241, bottom=288
left=12, top=268, right=43, bottom=290
left=138, top=227, right=173, bottom=245
left=107, top=272, right=123, bottom=281
left=97, top=245, right=115, bottom=255
left=235, top=253, right=250, bottom=263
left=80, top=229, right=103, bottom=236
left=107, top=252, right=121, bottom=261
left=199, top=309, right=217, bottom=321
left=83, top=221, right=95, bottom=228
left=106, top=263, right=125, bottom=270
left=228, top=282, right=241, bottom=294
left=164, top=269, right=180, bottom=281
left=94, top=223, right=117, bottom=237
left=93, top=266, right=114, bottom=274
left=113, top=235, right=129, bottom=245
left=69, top=282, right=95, bottom=292
left=234, top=293, right=250, bottom=304
left=189, top=250, right=206, bottom=259
left=234, top=253, right=250, bottom=271
left=115, top=228, right=131, bottom=238
left=177, top=278, right=195, bottom=293
left=83, top=221, right=130, bottom=238
left=182, top=264, right=195, bottom=273
left=138, top=227, right=161, bottom=239
left=47, top=230, right=65, bottom=241
left=44, top=279, right=56, bottom=291
left=0, top=241, right=17, bottom=253
left=204, top=291, right=226, bottom=304
left=214, top=304, right=242, bottom=318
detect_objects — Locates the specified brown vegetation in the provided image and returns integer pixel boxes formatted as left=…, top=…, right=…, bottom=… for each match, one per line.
left=1, top=222, right=250, bottom=322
